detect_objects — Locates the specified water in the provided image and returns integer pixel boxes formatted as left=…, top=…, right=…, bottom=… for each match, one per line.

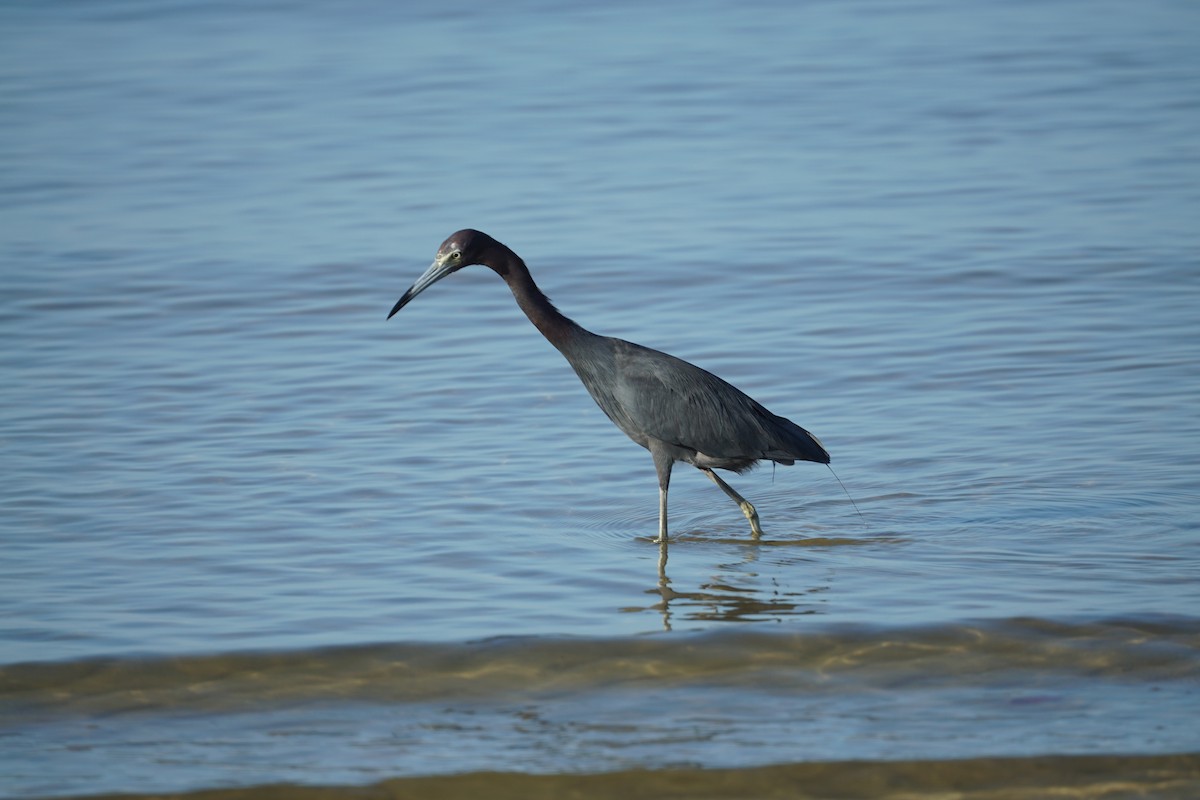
left=2, top=0, right=1199, bottom=797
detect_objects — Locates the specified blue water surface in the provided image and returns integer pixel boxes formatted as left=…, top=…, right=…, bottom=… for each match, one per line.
left=1, top=3, right=1199, bottom=794
left=3, top=0, right=1198, bottom=657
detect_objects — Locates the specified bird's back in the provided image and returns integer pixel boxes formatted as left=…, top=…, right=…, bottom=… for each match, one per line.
left=561, top=333, right=829, bottom=470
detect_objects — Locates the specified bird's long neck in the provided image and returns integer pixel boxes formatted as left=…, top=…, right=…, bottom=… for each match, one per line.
left=494, top=252, right=588, bottom=351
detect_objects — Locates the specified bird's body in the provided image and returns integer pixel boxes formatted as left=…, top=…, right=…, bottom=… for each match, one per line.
left=563, top=333, right=826, bottom=473
left=389, top=229, right=829, bottom=541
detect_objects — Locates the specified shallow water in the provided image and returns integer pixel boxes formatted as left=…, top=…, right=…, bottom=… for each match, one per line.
left=2, top=0, right=1199, bottom=797
left=4, top=618, right=1199, bottom=796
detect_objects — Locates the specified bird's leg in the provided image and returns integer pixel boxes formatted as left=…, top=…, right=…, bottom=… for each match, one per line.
left=651, top=447, right=674, bottom=544
left=701, top=468, right=765, bottom=538
left=657, top=485, right=669, bottom=543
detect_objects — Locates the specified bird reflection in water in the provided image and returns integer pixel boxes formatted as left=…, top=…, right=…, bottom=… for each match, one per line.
left=645, top=537, right=830, bottom=631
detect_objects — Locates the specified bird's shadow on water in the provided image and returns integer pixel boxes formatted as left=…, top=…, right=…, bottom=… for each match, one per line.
left=663, top=532, right=873, bottom=548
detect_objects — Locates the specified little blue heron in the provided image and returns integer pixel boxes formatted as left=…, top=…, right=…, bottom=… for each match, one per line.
left=388, top=229, right=831, bottom=542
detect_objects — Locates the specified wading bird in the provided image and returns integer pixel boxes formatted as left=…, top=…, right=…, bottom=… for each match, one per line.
left=388, top=230, right=830, bottom=542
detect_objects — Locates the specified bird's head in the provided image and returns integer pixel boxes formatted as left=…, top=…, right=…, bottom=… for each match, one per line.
left=387, top=229, right=499, bottom=319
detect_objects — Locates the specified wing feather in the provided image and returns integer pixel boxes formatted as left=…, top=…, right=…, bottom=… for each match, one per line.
left=608, top=339, right=827, bottom=464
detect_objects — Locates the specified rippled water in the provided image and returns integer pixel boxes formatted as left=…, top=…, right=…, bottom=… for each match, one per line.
left=5, top=619, right=1199, bottom=798
left=2, top=0, right=1199, bottom=797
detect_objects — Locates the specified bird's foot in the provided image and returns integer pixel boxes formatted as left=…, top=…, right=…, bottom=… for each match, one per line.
left=740, top=501, right=765, bottom=538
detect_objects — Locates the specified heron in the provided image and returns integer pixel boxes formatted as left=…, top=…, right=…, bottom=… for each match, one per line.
left=388, top=229, right=831, bottom=542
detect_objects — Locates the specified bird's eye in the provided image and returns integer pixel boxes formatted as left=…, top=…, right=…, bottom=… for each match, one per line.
left=450, top=251, right=462, bottom=261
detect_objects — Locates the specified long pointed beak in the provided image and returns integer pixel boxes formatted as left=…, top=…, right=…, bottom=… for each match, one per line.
left=387, top=258, right=450, bottom=319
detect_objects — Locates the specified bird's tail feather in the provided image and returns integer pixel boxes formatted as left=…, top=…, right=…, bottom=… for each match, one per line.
left=772, top=414, right=830, bottom=464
